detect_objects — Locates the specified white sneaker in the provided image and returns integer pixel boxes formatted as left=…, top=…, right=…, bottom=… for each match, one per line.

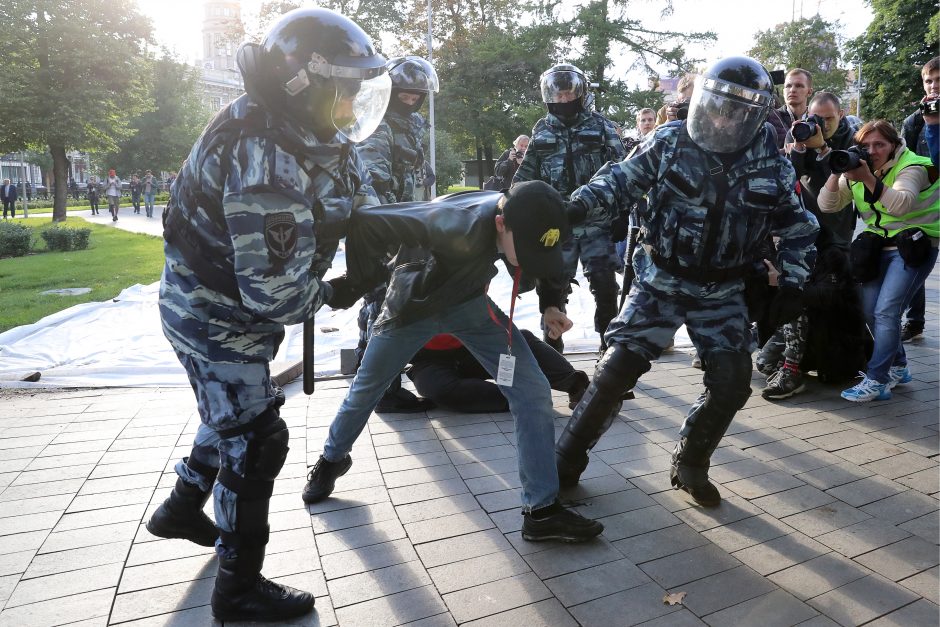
left=841, top=373, right=891, bottom=402
left=887, top=365, right=912, bottom=389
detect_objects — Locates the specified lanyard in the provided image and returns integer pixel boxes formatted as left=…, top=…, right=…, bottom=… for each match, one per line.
left=486, top=266, right=522, bottom=355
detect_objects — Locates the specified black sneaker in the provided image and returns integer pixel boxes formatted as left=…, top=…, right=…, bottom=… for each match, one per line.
left=522, top=501, right=603, bottom=542
left=302, top=455, right=352, bottom=504
left=761, top=368, right=806, bottom=400
left=901, top=322, right=924, bottom=343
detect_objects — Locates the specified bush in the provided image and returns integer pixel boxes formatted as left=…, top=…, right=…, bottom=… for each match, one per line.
left=41, top=226, right=92, bottom=251
left=0, top=222, right=33, bottom=257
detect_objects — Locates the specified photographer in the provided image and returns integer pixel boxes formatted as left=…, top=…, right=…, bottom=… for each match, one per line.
left=818, top=120, right=939, bottom=402
left=899, top=56, right=939, bottom=342
left=492, top=135, right=529, bottom=187
left=655, top=74, right=694, bottom=126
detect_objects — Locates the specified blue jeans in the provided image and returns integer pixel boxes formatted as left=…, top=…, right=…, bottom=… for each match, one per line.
left=144, top=192, right=155, bottom=217
left=322, top=295, right=560, bottom=511
left=861, top=247, right=939, bottom=383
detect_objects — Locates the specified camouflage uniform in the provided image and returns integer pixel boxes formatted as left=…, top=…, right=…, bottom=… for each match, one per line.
left=556, top=120, right=818, bottom=492
left=160, top=93, right=379, bottom=550
left=513, top=111, right=626, bottom=339
left=355, top=109, right=426, bottom=365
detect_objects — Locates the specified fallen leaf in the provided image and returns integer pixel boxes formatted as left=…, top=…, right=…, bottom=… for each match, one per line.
left=663, top=591, right=687, bottom=606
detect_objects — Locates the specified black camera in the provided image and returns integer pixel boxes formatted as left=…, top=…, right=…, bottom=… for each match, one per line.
left=830, top=146, right=871, bottom=173
left=792, top=114, right=826, bottom=143
left=674, top=101, right=689, bottom=121
left=920, top=99, right=939, bottom=115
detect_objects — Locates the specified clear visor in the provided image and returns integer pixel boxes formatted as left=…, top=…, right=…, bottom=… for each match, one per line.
left=332, top=73, right=392, bottom=143
left=687, top=83, right=768, bottom=154
left=540, top=71, right=586, bottom=104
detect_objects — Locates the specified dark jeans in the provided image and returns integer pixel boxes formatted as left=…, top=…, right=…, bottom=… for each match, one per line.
left=407, top=329, right=575, bottom=413
left=2, top=200, right=14, bottom=218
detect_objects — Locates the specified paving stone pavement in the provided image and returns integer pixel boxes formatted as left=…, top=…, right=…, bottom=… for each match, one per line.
left=0, top=314, right=937, bottom=625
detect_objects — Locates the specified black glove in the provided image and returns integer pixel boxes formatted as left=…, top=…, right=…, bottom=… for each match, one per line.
left=325, top=275, right=363, bottom=310
left=566, top=198, right=588, bottom=226
left=767, top=286, right=804, bottom=330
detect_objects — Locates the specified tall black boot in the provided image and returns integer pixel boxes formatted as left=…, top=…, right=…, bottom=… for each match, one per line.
left=212, top=544, right=315, bottom=621
left=146, top=471, right=218, bottom=547
left=671, top=351, right=753, bottom=507
left=556, top=344, right=650, bottom=486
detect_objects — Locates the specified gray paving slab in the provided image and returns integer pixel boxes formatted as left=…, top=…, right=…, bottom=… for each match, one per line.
left=808, top=574, right=921, bottom=626
left=702, top=589, right=819, bottom=627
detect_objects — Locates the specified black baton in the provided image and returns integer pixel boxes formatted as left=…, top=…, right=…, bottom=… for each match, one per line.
left=303, top=319, right=315, bottom=395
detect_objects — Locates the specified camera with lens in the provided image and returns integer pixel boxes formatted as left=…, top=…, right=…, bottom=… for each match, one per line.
left=792, top=114, right=826, bottom=143
left=829, top=146, right=871, bottom=173
left=674, top=101, right=689, bottom=121
left=920, top=99, right=939, bottom=116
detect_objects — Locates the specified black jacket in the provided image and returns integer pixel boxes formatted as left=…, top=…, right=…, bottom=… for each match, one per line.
left=346, top=190, right=565, bottom=332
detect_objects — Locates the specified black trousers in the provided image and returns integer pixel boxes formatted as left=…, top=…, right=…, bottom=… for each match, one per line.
left=407, top=329, right=575, bottom=413
left=2, top=200, right=14, bottom=217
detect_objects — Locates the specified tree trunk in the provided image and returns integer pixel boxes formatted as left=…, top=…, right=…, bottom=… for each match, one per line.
left=50, top=144, right=69, bottom=222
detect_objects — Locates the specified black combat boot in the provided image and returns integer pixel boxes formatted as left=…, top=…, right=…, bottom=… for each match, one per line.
left=555, top=344, right=650, bottom=486
left=303, top=455, right=353, bottom=503
left=146, top=476, right=218, bottom=547
left=556, top=370, right=590, bottom=410
left=212, top=545, right=315, bottom=621
left=670, top=351, right=753, bottom=507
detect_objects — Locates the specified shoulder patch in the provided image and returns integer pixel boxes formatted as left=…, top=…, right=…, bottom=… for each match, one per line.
left=264, top=212, right=298, bottom=260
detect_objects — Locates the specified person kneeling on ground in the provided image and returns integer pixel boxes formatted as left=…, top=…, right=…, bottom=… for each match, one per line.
left=304, top=182, right=604, bottom=542
left=408, top=329, right=590, bottom=412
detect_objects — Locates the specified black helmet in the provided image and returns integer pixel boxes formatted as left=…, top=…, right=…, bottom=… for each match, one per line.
left=540, top=63, right=588, bottom=124
left=237, top=7, right=390, bottom=142
left=686, top=56, right=774, bottom=153
left=386, top=56, right=439, bottom=115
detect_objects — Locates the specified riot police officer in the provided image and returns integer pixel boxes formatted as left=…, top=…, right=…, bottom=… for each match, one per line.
left=555, top=56, right=819, bottom=506
left=513, top=64, right=626, bottom=353
left=354, top=56, right=439, bottom=411
left=146, top=8, right=389, bottom=621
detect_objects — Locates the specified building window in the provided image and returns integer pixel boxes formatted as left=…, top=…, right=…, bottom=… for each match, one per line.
left=211, top=97, right=222, bottom=110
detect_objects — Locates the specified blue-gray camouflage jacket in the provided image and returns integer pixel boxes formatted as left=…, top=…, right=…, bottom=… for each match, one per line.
left=357, top=110, right=426, bottom=204
left=570, top=121, right=818, bottom=289
left=160, top=94, right=380, bottom=364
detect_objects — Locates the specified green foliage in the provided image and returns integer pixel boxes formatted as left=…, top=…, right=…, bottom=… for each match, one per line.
left=103, top=54, right=211, bottom=175
left=24, top=193, right=170, bottom=212
left=0, top=0, right=154, bottom=220
left=749, top=15, right=848, bottom=96
left=0, top=222, right=33, bottom=258
left=427, top=129, right=463, bottom=191
left=846, top=0, right=938, bottom=124
left=40, top=226, right=91, bottom=251
left=0, top=218, right=165, bottom=332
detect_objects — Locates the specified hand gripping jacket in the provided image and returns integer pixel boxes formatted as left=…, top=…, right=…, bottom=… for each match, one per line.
left=571, top=121, right=819, bottom=288
left=160, top=94, right=380, bottom=364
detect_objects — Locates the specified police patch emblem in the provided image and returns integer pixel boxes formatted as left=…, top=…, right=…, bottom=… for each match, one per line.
left=264, top=212, right=298, bottom=260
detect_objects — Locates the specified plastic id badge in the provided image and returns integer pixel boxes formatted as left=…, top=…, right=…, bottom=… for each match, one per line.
left=496, top=353, right=516, bottom=386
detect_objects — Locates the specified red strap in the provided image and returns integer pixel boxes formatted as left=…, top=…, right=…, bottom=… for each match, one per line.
left=486, top=266, right=522, bottom=353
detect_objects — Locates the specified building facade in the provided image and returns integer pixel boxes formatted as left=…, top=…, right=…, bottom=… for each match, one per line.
left=198, top=0, right=244, bottom=111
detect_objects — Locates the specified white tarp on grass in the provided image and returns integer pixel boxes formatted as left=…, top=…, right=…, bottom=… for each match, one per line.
left=0, top=247, right=692, bottom=388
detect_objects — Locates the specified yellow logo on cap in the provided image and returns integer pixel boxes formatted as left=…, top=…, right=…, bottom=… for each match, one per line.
left=540, top=228, right=561, bottom=247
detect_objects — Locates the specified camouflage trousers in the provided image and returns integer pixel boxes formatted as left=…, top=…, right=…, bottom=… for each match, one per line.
left=562, top=224, right=621, bottom=334
left=757, top=313, right=809, bottom=371
left=606, top=248, right=756, bottom=361
left=173, top=351, right=278, bottom=554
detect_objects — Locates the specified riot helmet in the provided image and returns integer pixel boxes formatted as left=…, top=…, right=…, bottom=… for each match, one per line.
left=686, top=56, right=774, bottom=153
left=386, top=56, right=439, bottom=115
left=540, top=64, right=587, bottom=124
left=237, top=7, right=391, bottom=142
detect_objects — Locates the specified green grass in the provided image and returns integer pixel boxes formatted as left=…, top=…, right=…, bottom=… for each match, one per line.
left=0, top=217, right=165, bottom=332
left=443, top=185, right=477, bottom=194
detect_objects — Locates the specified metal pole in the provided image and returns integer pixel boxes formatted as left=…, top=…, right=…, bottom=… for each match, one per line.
left=856, top=60, right=862, bottom=119
left=426, top=0, right=437, bottom=198
left=19, top=151, right=28, bottom=218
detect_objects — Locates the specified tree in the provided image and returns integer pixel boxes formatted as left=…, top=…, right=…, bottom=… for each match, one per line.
left=846, top=0, right=938, bottom=124
left=104, top=55, right=211, bottom=176
left=0, top=0, right=152, bottom=221
left=749, top=15, right=848, bottom=96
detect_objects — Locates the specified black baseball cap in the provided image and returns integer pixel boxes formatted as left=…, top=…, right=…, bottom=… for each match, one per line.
left=501, top=180, right=570, bottom=279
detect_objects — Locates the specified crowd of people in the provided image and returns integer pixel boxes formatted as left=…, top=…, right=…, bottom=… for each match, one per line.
left=133, top=6, right=937, bottom=622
